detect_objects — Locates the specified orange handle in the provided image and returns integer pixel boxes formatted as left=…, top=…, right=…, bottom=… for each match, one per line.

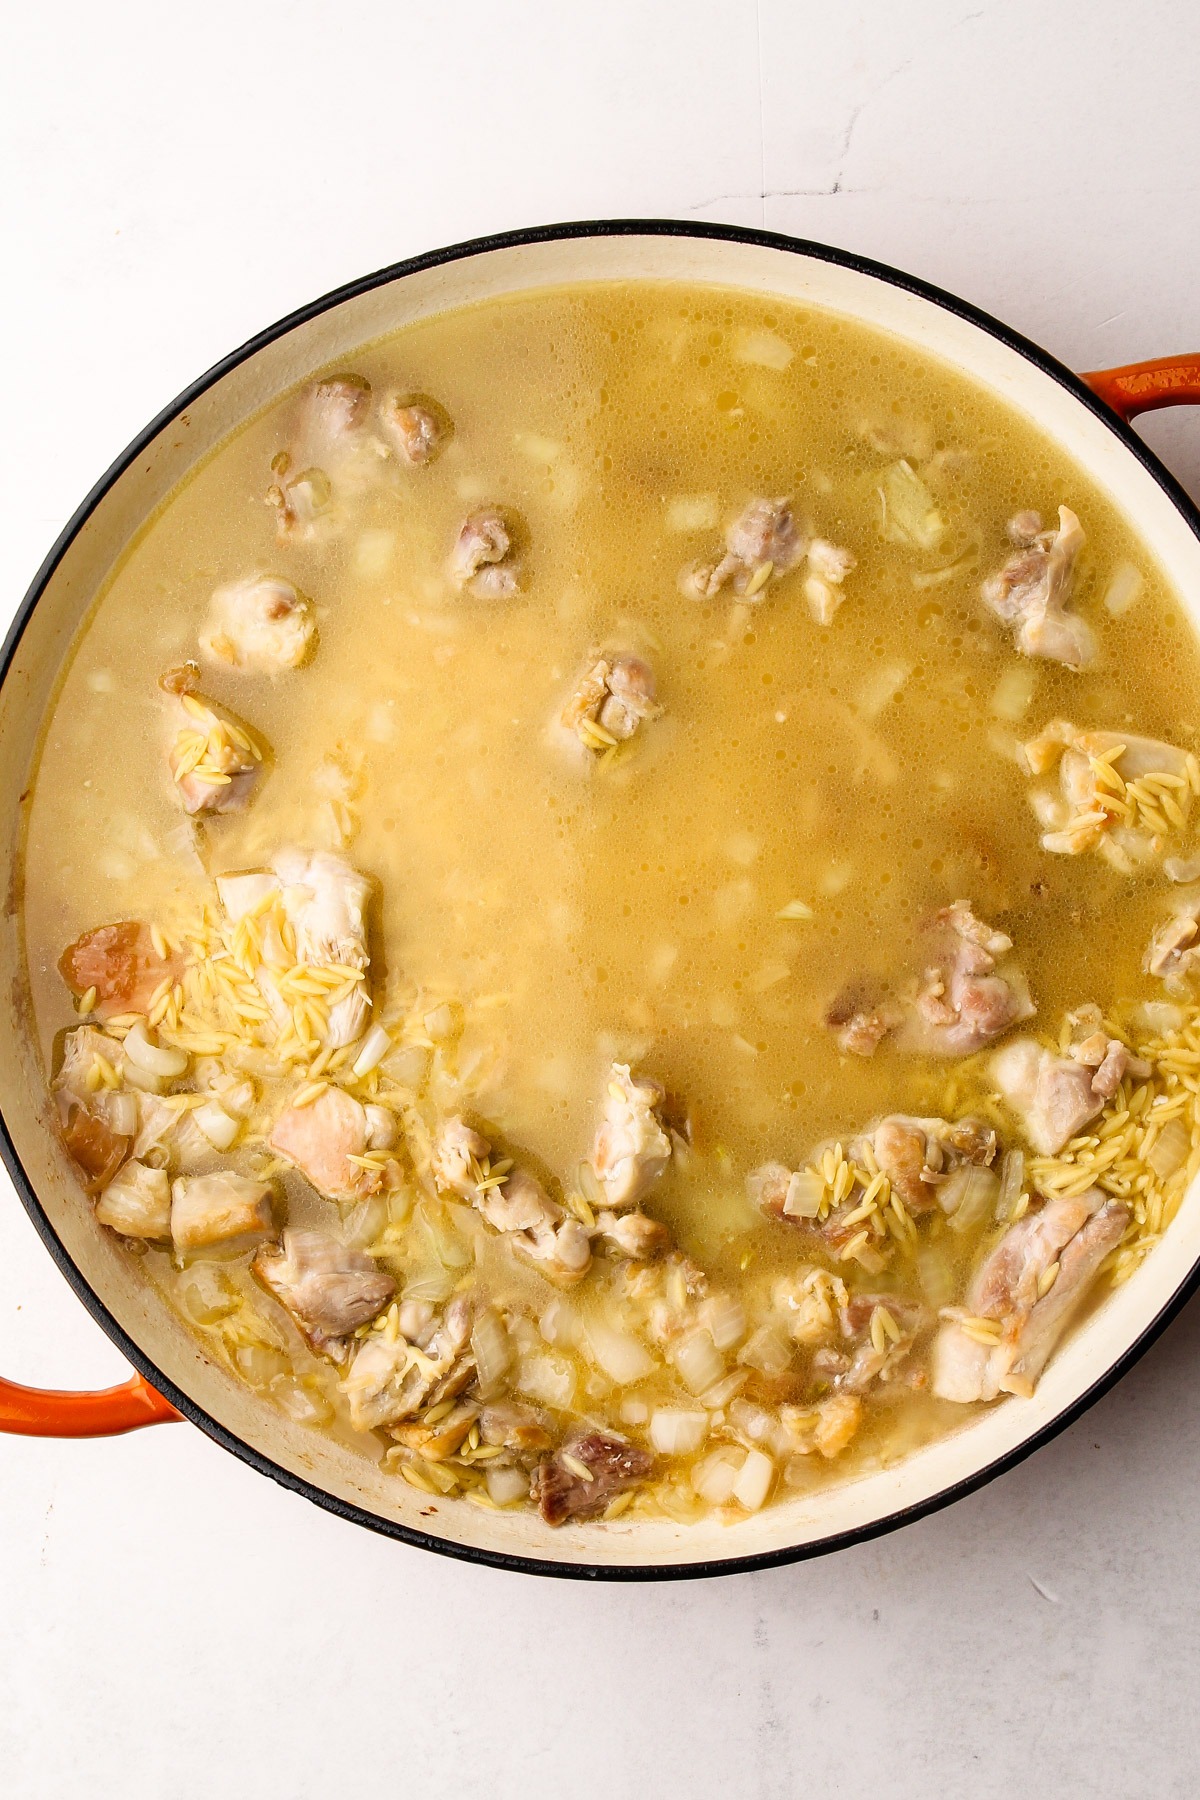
left=1083, top=354, right=1200, bottom=421
left=0, top=1370, right=179, bottom=1437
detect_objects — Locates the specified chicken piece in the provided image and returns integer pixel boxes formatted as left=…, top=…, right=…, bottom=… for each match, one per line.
left=590, top=1064, right=672, bottom=1210
left=902, top=902, right=1035, bottom=1057
left=991, top=1035, right=1133, bottom=1155
left=170, top=1171, right=273, bottom=1251
left=560, top=654, right=661, bottom=753
left=94, top=1160, right=172, bottom=1239
left=824, top=980, right=905, bottom=1058
left=60, top=1106, right=131, bottom=1192
left=54, top=1025, right=126, bottom=1099
left=981, top=506, right=1093, bottom=668
left=165, top=689, right=263, bottom=816
left=932, top=1188, right=1129, bottom=1401
left=449, top=507, right=521, bottom=598
left=594, top=1209, right=672, bottom=1261
left=217, top=847, right=372, bottom=1047
left=1022, top=720, right=1193, bottom=861
left=200, top=576, right=316, bottom=673
left=865, top=1114, right=998, bottom=1214
left=381, top=394, right=452, bottom=465
left=269, top=1086, right=383, bottom=1202
left=772, top=1267, right=847, bottom=1346
left=253, top=1228, right=395, bottom=1361
left=479, top=1400, right=553, bottom=1456
left=341, top=1294, right=474, bottom=1430
left=780, top=1393, right=863, bottom=1459
left=1145, top=901, right=1200, bottom=989
left=682, top=497, right=807, bottom=600
left=304, top=374, right=373, bottom=447
left=430, top=1119, right=591, bottom=1283
left=430, top=1116, right=490, bottom=1197
left=532, top=1431, right=653, bottom=1525
left=58, top=922, right=184, bottom=1023
left=391, top=1400, right=480, bottom=1461
left=832, top=1294, right=928, bottom=1393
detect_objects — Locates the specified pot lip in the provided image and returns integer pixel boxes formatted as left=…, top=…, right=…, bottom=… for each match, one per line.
left=6, top=215, right=1200, bottom=1583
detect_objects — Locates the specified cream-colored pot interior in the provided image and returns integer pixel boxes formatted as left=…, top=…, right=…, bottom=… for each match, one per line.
left=4, top=228, right=1200, bottom=1574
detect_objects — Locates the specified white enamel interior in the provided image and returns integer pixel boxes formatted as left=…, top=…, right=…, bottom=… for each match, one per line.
left=3, top=229, right=1199, bottom=1573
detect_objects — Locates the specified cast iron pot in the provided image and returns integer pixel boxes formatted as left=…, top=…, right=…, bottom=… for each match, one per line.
left=3, top=221, right=1200, bottom=1580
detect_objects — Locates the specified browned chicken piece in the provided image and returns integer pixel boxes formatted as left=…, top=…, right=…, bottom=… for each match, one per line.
left=532, top=1431, right=654, bottom=1524
left=1022, top=720, right=1193, bottom=862
left=170, top=1171, right=274, bottom=1251
left=561, top=655, right=661, bottom=752
left=391, top=1400, right=480, bottom=1461
left=933, top=1188, right=1130, bottom=1401
left=449, top=507, right=521, bottom=598
left=58, top=922, right=184, bottom=1022
left=991, top=1026, right=1146, bottom=1155
left=61, top=1106, right=131, bottom=1193
left=165, top=688, right=263, bottom=816
left=381, top=394, right=452, bottom=465
left=590, top=1063, right=672, bottom=1210
left=594, top=1209, right=672, bottom=1260
left=95, top=1160, right=172, bottom=1239
left=305, top=374, right=373, bottom=445
left=269, top=1086, right=390, bottom=1203
left=430, top=1118, right=590, bottom=1282
left=1145, top=901, right=1200, bottom=988
left=779, top=1393, right=863, bottom=1459
left=480, top=1400, right=553, bottom=1455
left=861, top=1114, right=997, bottom=1213
left=201, top=575, right=316, bottom=672
left=830, top=1293, right=929, bottom=1393
left=253, top=1228, right=395, bottom=1362
left=902, top=902, right=1035, bottom=1057
left=981, top=506, right=1093, bottom=668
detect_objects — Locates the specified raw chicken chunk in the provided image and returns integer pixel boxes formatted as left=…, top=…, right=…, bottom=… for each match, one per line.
left=201, top=576, right=316, bottom=672
left=449, top=507, right=521, bottom=598
left=981, top=506, right=1093, bottom=667
left=590, top=1064, right=672, bottom=1210
left=253, top=1229, right=395, bottom=1360
left=170, top=1171, right=274, bottom=1251
left=932, top=1188, right=1129, bottom=1401
left=58, top=922, right=184, bottom=1022
left=532, top=1431, right=653, bottom=1524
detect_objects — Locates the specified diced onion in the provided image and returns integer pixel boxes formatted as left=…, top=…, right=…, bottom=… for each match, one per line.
left=123, top=1020, right=188, bottom=1079
left=692, top=1446, right=744, bottom=1504
left=471, top=1306, right=512, bottom=1400
left=731, top=1447, right=775, bottom=1512
left=585, top=1318, right=656, bottom=1385
left=516, top=1353, right=576, bottom=1411
left=485, top=1464, right=531, bottom=1507
left=940, top=1165, right=1000, bottom=1235
left=737, top=1325, right=793, bottom=1378
left=106, top=1092, right=138, bottom=1137
left=193, top=1100, right=239, bottom=1151
left=701, top=1293, right=747, bottom=1351
left=673, top=1328, right=725, bottom=1395
left=352, top=1023, right=392, bottom=1077
left=1148, top=1116, right=1190, bottom=1181
left=698, top=1369, right=748, bottom=1411
left=783, top=1169, right=823, bottom=1219
left=996, top=1149, right=1025, bottom=1222
left=1103, top=560, right=1144, bottom=616
left=650, top=1409, right=708, bottom=1455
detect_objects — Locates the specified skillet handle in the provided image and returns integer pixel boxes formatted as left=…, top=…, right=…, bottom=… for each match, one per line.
left=0, top=1370, right=179, bottom=1436
left=1083, top=354, right=1200, bottom=421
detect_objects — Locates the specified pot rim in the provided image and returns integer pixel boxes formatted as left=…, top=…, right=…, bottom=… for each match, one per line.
left=6, top=216, right=1200, bottom=1582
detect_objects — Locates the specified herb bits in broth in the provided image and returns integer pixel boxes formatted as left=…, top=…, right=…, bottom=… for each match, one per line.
left=25, top=285, right=1200, bottom=1526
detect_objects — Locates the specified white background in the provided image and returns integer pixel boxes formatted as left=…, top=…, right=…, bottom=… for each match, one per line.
left=3, top=3, right=1200, bottom=1792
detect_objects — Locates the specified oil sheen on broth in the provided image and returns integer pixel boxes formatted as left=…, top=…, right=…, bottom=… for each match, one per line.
left=24, top=283, right=1200, bottom=1527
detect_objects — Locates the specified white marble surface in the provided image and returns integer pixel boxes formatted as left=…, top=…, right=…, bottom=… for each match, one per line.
left=2, top=2, right=1199, bottom=1791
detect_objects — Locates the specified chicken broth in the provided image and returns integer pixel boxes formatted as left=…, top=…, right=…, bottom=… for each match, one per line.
left=23, top=281, right=1200, bottom=1525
